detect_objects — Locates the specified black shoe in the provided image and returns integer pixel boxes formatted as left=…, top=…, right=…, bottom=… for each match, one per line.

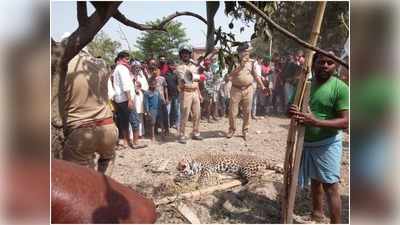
left=192, top=135, right=204, bottom=140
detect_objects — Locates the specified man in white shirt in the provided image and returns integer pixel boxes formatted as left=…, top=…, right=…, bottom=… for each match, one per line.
left=113, top=51, right=146, bottom=149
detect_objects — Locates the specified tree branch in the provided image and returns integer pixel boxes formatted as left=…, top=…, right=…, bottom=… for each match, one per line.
left=62, top=2, right=122, bottom=64
left=113, top=10, right=207, bottom=32
left=77, top=1, right=88, bottom=26
left=244, top=1, right=349, bottom=69
left=113, top=10, right=159, bottom=31
left=117, top=25, right=132, bottom=52
left=159, top=11, right=208, bottom=27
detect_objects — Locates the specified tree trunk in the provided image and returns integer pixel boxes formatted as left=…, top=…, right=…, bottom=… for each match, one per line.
left=205, top=2, right=219, bottom=54
left=51, top=2, right=122, bottom=156
left=51, top=41, right=67, bottom=158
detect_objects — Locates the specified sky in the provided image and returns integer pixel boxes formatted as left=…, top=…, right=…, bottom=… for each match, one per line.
left=51, top=1, right=255, bottom=50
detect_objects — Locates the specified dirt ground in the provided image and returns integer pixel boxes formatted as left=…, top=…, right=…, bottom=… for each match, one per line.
left=110, top=114, right=349, bottom=224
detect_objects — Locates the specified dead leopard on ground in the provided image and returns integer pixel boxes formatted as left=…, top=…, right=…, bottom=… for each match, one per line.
left=175, top=153, right=284, bottom=185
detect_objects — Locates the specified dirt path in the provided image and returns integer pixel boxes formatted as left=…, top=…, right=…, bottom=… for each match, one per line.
left=111, top=115, right=349, bottom=224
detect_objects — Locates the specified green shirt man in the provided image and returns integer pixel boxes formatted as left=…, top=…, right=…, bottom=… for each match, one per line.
left=305, top=75, right=349, bottom=142
left=289, top=52, right=349, bottom=224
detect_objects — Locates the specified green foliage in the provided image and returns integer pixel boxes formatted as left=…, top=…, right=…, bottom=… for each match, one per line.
left=227, top=1, right=349, bottom=56
left=87, top=31, right=121, bottom=65
left=214, top=1, right=348, bottom=73
left=214, top=27, right=240, bottom=72
left=135, top=19, right=189, bottom=61
left=266, top=1, right=349, bottom=53
left=129, top=50, right=145, bottom=61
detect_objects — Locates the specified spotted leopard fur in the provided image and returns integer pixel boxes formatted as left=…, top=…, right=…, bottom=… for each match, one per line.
left=176, top=153, right=283, bottom=184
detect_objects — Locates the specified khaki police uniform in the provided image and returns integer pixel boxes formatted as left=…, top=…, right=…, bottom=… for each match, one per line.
left=63, top=51, right=118, bottom=175
left=228, top=60, right=258, bottom=135
left=175, top=62, right=201, bottom=138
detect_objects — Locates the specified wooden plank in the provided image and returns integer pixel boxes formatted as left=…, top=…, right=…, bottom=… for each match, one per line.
left=155, top=179, right=243, bottom=205
left=152, top=159, right=170, bottom=173
left=175, top=202, right=201, bottom=224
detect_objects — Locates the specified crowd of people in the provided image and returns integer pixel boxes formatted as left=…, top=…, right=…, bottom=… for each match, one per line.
left=107, top=44, right=321, bottom=147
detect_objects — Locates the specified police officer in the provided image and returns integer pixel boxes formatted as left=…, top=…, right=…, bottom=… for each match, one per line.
left=63, top=49, right=118, bottom=175
left=226, top=43, right=270, bottom=141
left=175, top=45, right=204, bottom=144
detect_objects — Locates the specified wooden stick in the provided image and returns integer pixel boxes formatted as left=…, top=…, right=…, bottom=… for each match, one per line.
left=282, top=68, right=306, bottom=221
left=285, top=82, right=311, bottom=223
left=282, top=78, right=306, bottom=223
left=282, top=2, right=326, bottom=223
left=282, top=119, right=295, bottom=220
left=155, top=180, right=243, bottom=205
left=175, top=202, right=202, bottom=224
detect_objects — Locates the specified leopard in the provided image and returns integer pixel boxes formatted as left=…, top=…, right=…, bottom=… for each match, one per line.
left=175, top=153, right=284, bottom=185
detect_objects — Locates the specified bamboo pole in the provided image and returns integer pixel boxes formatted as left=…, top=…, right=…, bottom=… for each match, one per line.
left=282, top=2, right=327, bottom=223
left=285, top=82, right=311, bottom=222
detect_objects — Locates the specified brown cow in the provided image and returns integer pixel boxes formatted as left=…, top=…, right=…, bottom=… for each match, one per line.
left=51, top=160, right=157, bottom=223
